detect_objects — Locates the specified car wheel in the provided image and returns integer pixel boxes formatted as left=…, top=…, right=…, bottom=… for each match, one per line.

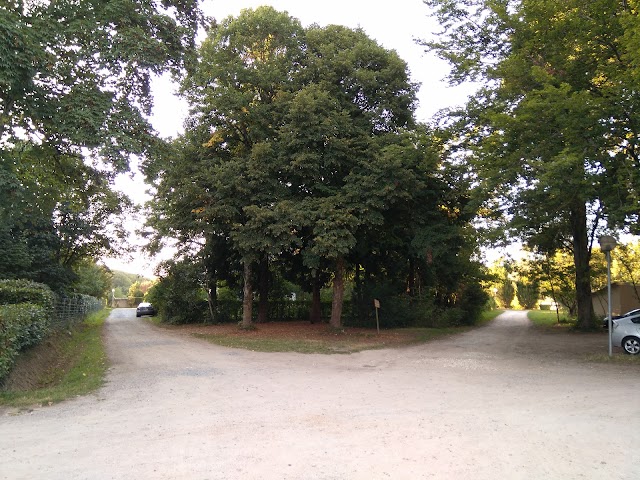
left=621, top=336, right=640, bottom=355
left=136, top=313, right=141, bottom=318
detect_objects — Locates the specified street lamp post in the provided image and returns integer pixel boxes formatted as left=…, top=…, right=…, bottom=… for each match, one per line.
left=599, top=235, right=617, bottom=357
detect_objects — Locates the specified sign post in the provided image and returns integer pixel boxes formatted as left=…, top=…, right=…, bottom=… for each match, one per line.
left=373, top=299, right=380, bottom=334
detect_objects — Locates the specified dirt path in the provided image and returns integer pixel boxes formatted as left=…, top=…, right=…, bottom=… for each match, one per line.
left=1, top=310, right=638, bottom=479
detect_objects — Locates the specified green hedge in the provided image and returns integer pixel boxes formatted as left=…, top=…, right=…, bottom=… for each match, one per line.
left=0, top=279, right=56, bottom=381
left=0, top=279, right=55, bottom=314
left=0, top=303, right=50, bottom=381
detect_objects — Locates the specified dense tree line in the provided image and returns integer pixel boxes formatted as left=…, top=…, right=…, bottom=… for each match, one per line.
left=423, top=0, right=640, bottom=328
left=144, top=7, right=487, bottom=328
left=0, top=1, right=203, bottom=292
left=7, top=1, right=635, bottom=330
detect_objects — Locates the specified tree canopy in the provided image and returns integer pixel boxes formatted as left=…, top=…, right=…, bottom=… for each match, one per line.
left=0, top=0, right=204, bottom=291
left=145, top=7, right=486, bottom=328
left=423, top=0, right=640, bottom=328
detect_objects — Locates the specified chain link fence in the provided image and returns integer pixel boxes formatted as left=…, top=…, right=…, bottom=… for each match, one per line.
left=51, top=294, right=103, bottom=330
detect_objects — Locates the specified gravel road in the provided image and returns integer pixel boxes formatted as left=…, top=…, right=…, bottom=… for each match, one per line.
left=1, top=309, right=638, bottom=479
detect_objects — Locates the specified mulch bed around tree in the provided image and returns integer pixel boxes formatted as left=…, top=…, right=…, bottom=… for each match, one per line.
left=162, top=321, right=417, bottom=348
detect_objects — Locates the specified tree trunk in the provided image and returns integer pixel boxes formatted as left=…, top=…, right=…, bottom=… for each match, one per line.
left=241, top=261, right=253, bottom=329
left=407, top=257, right=415, bottom=296
left=330, top=256, right=345, bottom=328
left=257, top=258, right=269, bottom=323
left=206, top=274, right=217, bottom=324
left=571, top=202, right=595, bottom=329
left=309, top=276, right=322, bottom=324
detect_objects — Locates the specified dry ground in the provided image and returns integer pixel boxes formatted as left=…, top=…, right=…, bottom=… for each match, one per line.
left=1, top=309, right=638, bottom=480
left=164, top=320, right=457, bottom=353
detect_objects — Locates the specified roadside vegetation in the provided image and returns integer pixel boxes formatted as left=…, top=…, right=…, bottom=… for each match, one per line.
left=0, top=309, right=110, bottom=408
left=527, top=310, right=575, bottom=329
left=586, top=353, right=640, bottom=365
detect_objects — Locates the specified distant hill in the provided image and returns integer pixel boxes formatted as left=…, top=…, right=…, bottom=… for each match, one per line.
left=111, top=270, right=153, bottom=297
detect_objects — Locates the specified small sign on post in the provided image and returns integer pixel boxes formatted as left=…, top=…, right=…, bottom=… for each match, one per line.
left=373, top=299, right=380, bottom=334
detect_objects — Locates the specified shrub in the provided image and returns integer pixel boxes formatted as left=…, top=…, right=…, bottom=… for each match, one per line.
left=0, top=279, right=55, bottom=313
left=146, top=274, right=208, bottom=324
left=0, top=303, right=49, bottom=381
left=455, top=282, right=490, bottom=325
left=516, top=280, right=540, bottom=310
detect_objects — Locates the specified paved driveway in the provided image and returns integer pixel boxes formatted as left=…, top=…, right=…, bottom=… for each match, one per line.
left=1, top=309, right=638, bottom=479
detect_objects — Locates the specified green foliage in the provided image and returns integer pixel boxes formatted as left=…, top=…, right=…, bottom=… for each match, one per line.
left=1, top=1, right=204, bottom=160
left=145, top=6, right=484, bottom=329
left=497, top=276, right=515, bottom=309
left=0, top=308, right=109, bottom=407
left=529, top=252, right=578, bottom=316
left=611, top=242, right=640, bottom=302
left=516, top=280, right=540, bottom=310
left=70, top=261, right=113, bottom=299
left=0, top=303, right=49, bottom=381
left=348, top=278, right=488, bottom=329
left=455, top=282, right=491, bottom=324
left=111, top=271, right=149, bottom=294
left=1, top=1, right=204, bottom=293
left=0, top=279, right=55, bottom=313
left=127, top=282, right=145, bottom=301
left=423, top=0, right=640, bottom=328
left=146, top=260, right=207, bottom=324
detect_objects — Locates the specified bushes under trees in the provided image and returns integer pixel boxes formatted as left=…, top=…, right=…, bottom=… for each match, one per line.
left=0, top=303, right=50, bottom=380
left=0, top=279, right=102, bottom=382
left=0, top=281, right=55, bottom=381
left=145, top=261, right=208, bottom=324
left=0, top=279, right=55, bottom=314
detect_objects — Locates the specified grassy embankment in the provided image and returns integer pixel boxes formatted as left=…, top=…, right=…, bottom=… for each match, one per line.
left=0, top=309, right=110, bottom=408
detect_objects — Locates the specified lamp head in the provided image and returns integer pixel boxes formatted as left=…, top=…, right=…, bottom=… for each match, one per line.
left=598, top=235, right=617, bottom=252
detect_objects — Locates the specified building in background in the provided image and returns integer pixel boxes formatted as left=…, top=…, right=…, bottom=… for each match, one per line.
left=592, top=283, right=640, bottom=317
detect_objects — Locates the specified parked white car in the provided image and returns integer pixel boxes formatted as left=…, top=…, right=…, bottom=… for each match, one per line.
left=612, top=312, right=640, bottom=355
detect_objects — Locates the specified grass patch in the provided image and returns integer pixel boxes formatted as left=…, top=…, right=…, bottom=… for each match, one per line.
left=396, top=326, right=474, bottom=344
left=0, top=308, right=110, bottom=409
left=478, top=309, right=504, bottom=326
left=193, top=333, right=352, bottom=354
left=585, top=353, right=640, bottom=365
left=528, top=310, right=574, bottom=328
left=190, top=322, right=471, bottom=355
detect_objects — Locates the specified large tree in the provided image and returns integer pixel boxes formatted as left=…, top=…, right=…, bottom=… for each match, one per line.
left=1, top=0, right=203, bottom=163
left=423, top=0, right=640, bottom=328
left=146, top=7, right=487, bottom=329
left=0, top=0, right=203, bottom=289
left=147, top=8, right=420, bottom=328
left=175, top=7, right=306, bottom=328
left=0, top=145, right=131, bottom=289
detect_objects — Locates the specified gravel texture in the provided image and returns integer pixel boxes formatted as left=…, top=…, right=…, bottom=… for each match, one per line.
left=1, top=309, right=638, bottom=479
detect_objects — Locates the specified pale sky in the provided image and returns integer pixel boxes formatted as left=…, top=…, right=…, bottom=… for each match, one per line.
left=105, top=0, right=478, bottom=276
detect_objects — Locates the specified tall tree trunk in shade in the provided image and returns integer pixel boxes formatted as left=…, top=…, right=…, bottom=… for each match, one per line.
left=310, top=275, right=322, bottom=324
left=241, top=261, right=253, bottom=329
left=571, top=202, right=595, bottom=329
left=330, top=256, right=345, bottom=328
left=257, top=258, right=269, bottom=323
